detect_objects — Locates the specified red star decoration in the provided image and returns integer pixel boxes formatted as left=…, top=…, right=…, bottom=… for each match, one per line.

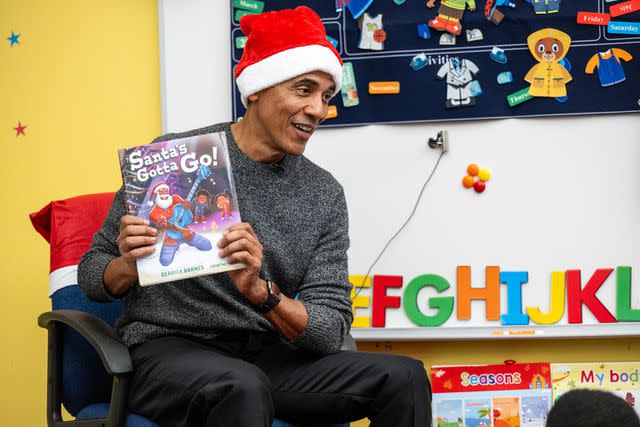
left=13, top=121, right=27, bottom=137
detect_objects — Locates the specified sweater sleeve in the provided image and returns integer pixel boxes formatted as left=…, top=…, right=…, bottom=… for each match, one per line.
left=613, top=48, right=633, bottom=63
left=292, top=187, right=354, bottom=354
left=77, top=186, right=130, bottom=302
left=585, top=54, right=599, bottom=74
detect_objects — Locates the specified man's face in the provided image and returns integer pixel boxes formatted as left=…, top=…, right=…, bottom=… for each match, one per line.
left=248, top=71, right=336, bottom=157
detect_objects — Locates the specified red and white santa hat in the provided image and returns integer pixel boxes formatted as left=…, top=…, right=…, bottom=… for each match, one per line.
left=235, top=6, right=343, bottom=107
left=147, top=182, right=169, bottom=206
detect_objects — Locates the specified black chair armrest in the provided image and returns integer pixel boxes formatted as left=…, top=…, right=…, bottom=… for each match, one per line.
left=38, top=309, right=131, bottom=427
left=38, top=309, right=132, bottom=375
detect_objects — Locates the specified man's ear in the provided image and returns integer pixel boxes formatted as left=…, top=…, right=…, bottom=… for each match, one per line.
left=248, top=93, right=259, bottom=103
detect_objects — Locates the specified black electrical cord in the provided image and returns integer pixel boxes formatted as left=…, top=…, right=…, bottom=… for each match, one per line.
left=352, top=150, right=445, bottom=300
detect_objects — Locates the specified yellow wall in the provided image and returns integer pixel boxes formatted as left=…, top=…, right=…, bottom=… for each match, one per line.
left=1, top=2, right=638, bottom=427
left=0, top=1, right=161, bottom=425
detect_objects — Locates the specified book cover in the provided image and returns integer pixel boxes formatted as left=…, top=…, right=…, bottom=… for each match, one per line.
left=551, top=362, right=640, bottom=417
left=521, top=395, right=549, bottom=426
left=431, top=362, right=552, bottom=427
left=465, top=398, right=491, bottom=427
left=118, top=131, right=244, bottom=286
left=492, top=397, right=520, bottom=427
left=435, top=399, right=463, bottom=427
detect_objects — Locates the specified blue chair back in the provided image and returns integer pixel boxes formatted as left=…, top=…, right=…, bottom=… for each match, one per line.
left=51, top=285, right=124, bottom=416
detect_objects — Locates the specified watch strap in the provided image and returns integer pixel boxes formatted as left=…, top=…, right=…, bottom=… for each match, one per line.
left=254, top=280, right=281, bottom=313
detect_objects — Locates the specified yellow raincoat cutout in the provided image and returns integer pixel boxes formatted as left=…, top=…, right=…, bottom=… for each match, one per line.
left=525, top=28, right=572, bottom=98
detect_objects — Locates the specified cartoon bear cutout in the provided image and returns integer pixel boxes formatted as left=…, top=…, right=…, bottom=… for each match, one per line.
left=524, top=28, right=572, bottom=98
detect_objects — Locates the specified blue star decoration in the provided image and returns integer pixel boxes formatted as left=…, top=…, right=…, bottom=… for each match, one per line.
left=7, top=31, right=20, bottom=46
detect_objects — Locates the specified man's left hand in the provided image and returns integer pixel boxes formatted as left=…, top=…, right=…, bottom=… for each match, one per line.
left=217, top=222, right=267, bottom=305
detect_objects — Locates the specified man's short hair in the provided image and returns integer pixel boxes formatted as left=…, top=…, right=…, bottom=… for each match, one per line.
left=546, top=389, right=640, bottom=427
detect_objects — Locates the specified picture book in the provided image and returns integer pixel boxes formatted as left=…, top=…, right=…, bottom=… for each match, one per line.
left=431, top=362, right=552, bottom=427
left=118, top=131, right=244, bottom=286
left=551, top=362, right=640, bottom=418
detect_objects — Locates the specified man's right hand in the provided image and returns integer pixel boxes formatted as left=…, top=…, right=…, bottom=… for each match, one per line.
left=103, top=215, right=157, bottom=296
left=117, top=215, right=158, bottom=263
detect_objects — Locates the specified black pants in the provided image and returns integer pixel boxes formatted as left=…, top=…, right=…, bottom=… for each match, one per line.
left=127, top=333, right=432, bottom=427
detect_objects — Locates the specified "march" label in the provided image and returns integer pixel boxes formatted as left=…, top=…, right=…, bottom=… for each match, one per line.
left=233, top=0, right=264, bottom=13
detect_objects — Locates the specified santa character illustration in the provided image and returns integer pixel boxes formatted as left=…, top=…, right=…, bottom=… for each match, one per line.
left=215, top=191, right=233, bottom=221
left=147, top=182, right=212, bottom=266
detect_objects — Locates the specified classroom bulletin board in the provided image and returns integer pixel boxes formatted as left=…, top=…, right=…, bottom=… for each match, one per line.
left=230, top=0, right=640, bottom=125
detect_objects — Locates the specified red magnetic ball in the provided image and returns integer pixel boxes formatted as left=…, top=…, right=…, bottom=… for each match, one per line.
left=473, top=180, right=486, bottom=193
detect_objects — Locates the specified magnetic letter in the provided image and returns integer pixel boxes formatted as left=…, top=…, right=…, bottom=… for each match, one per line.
left=457, top=266, right=500, bottom=320
left=616, top=266, right=640, bottom=321
left=372, top=275, right=402, bottom=327
left=567, top=269, right=616, bottom=323
left=350, top=275, right=371, bottom=328
left=403, top=274, right=454, bottom=327
left=500, top=271, right=530, bottom=325
left=527, top=271, right=566, bottom=324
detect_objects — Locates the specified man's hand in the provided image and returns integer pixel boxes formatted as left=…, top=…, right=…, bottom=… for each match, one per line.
left=103, top=215, right=157, bottom=296
left=427, top=0, right=436, bottom=8
left=118, top=215, right=158, bottom=264
left=217, top=222, right=309, bottom=339
left=217, top=223, right=267, bottom=305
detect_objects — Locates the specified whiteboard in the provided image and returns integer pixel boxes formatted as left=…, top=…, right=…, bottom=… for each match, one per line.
left=158, top=0, right=640, bottom=340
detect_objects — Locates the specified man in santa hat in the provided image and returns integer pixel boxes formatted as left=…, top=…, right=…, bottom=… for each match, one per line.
left=79, top=6, right=431, bottom=427
left=147, top=182, right=212, bottom=266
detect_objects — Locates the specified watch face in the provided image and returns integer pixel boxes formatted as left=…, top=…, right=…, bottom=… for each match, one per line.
left=255, top=281, right=281, bottom=313
left=269, top=281, right=281, bottom=298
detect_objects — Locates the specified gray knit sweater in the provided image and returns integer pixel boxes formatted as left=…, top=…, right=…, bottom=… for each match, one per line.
left=78, top=122, right=353, bottom=354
